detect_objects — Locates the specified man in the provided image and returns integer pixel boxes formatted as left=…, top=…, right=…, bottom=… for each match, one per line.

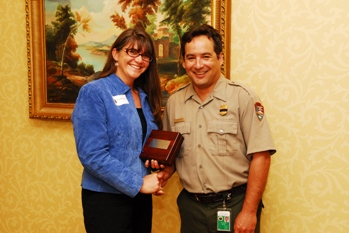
left=158, top=24, right=276, bottom=233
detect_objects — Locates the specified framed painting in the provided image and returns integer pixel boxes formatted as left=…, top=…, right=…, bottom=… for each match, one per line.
left=26, top=0, right=231, bottom=120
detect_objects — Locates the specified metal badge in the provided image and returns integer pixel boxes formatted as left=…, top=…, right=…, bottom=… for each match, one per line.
left=220, top=104, right=228, bottom=116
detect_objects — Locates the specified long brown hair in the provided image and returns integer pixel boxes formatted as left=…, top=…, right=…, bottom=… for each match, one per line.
left=99, top=28, right=163, bottom=129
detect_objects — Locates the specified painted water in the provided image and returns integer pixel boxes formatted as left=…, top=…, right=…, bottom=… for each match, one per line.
left=76, top=46, right=107, bottom=73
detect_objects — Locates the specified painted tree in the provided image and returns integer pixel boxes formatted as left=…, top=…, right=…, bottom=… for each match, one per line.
left=50, top=5, right=91, bottom=76
left=111, top=0, right=161, bottom=29
left=160, top=0, right=185, bottom=43
left=161, top=0, right=210, bottom=36
left=160, top=0, right=211, bottom=75
left=110, top=13, right=127, bottom=30
left=181, top=0, right=211, bottom=29
left=159, top=0, right=185, bottom=75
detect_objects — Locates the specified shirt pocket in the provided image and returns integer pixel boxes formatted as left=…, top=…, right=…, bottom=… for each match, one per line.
left=172, top=122, right=191, bottom=158
left=207, top=121, right=238, bottom=156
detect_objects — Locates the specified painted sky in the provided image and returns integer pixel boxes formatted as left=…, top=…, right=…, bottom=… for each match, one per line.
left=46, top=0, right=104, bottom=12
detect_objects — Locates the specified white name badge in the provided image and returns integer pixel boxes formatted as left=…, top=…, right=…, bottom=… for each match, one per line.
left=112, top=95, right=129, bottom=106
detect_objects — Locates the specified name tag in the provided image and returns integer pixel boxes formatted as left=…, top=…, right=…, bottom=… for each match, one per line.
left=174, top=118, right=185, bottom=123
left=112, top=95, right=129, bottom=106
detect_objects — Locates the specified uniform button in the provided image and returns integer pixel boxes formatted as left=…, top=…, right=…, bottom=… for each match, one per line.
left=199, top=106, right=204, bottom=109
left=198, top=144, right=201, bottom=148
left=199, top=124, right=202, bottom=128
left=219, top=129, right=224, bottom=134
left=199, top=165, right=202, bottom=169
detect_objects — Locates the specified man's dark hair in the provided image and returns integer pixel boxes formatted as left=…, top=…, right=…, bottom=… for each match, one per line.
left=180, top=24, right=223, bottom=59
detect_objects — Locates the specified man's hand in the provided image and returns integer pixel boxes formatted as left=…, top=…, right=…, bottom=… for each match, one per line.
left=145, top=159, right=176, bottom=195
left=233, top=211, right=256, bottom=233
left=234, top=151, right=270, bottom=233
left=151, top=160, right=175, bottom=184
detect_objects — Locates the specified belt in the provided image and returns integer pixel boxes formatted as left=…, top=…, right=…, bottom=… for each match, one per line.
left=185, top=184, right=247, bottom=203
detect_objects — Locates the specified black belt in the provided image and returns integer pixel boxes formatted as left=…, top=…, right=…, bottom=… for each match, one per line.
left=185, top=184, right=247, bottom=203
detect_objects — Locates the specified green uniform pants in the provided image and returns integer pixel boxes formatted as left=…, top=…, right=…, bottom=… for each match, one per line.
left=177, top=189, right=263, bottom=233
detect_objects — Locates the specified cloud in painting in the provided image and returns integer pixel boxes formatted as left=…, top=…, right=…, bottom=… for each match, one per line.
left=73, top=1, right=126, bottom=44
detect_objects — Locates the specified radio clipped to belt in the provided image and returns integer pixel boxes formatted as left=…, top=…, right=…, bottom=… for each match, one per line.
left=217, top=192, right=232, bottom=232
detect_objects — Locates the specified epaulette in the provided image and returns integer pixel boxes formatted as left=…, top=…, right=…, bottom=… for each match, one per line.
left=228, top=80, right=265, bottom=120
left=228, top=80, right=245, bottom=87
left=228, top=80, right=237, bottom=85
left=227, top=80, right=258, bottom=98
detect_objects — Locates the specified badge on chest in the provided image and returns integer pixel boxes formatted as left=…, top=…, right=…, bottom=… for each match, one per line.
left=112, top=95, right=129, bottom=106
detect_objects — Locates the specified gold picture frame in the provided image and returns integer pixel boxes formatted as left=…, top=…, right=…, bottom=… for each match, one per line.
left=26, top=0, right=231, bottom=120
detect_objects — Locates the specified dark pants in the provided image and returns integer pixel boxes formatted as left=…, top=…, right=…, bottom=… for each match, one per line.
left=82, top=189, right=152, bottom=233
left=177, top=189, right=263, bottom=233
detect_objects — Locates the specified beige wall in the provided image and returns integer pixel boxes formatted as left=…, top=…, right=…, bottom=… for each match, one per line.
left=1, top=0, right=348, bottom=232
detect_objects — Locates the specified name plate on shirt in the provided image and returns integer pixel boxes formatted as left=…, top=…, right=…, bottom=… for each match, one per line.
left=140, top=130, right=184, bottom=166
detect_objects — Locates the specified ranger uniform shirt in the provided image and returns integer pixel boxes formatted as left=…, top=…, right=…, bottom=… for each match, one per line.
left=163, top=75, right=276, bottom=194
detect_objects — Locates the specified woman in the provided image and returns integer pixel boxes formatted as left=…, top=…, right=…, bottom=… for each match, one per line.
left=72, top=27, right=163, bottom=233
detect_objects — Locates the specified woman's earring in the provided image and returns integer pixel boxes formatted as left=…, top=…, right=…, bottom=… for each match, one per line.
left=115, top=60, right=118, bottom=66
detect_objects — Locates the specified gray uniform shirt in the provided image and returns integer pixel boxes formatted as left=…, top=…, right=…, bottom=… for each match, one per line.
left=163, top=75, right=276, bottom=194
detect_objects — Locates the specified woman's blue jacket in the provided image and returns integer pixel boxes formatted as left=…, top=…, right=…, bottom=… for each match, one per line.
left=72, top=74, right=158, bottom=197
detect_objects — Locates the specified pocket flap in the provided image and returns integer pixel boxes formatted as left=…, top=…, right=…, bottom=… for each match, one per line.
left=173, top=122, right=191, bottom=134
left=207, top=121, right=237, bottom=134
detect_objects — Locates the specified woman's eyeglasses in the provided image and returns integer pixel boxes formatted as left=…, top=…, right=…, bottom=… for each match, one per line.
left=124, top=48, right=152, bottom=62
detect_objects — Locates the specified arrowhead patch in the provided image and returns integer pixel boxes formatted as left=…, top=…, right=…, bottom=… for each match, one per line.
left=255, top=102, right=264, bottom=121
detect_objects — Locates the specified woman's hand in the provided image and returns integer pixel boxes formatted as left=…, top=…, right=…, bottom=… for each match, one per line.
left=140, top=173, right=164, bottom=195
left=144, top=159, right=176, bottom=195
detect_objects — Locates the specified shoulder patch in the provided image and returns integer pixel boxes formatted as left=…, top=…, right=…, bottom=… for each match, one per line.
left=255, top=102, right=264, bottom=121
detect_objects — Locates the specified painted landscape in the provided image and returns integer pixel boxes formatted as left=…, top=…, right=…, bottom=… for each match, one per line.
left=45, top=0, right=211, bottom=105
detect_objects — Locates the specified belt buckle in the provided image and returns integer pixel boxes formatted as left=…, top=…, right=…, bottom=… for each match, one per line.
left=225, top=192, right=232, bottom=201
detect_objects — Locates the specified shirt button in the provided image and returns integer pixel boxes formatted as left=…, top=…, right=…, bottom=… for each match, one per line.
left=199, top=106, right=204, bottom=109
left=199, top=124, right=202, bottom=128
left=219, top=129, right=224, bottom=134
left=198, top=144, right=201, bottom=148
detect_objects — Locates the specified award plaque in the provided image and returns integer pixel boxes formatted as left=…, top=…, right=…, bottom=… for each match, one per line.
left=140, top=130, right=184, bottom=166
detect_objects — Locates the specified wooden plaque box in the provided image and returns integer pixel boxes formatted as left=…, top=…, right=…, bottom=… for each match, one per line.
left=140, top=130, right=184, bottom=166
